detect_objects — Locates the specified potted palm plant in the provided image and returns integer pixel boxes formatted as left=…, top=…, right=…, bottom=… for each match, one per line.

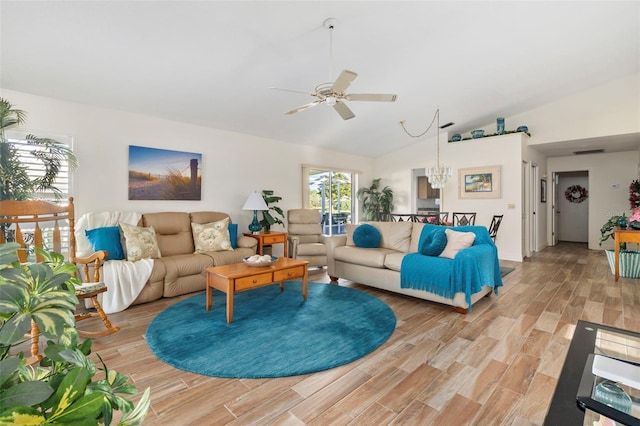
left=0, top=243, right=150, bottom=424
left=357, top=178, right=394, bottom=221
left=0, top=97, right=78, bottom=201
left=259, top=189, right=285, bottom=231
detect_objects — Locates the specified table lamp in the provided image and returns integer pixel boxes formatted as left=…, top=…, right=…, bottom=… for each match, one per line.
left=242, top=191, right=268, bottom=234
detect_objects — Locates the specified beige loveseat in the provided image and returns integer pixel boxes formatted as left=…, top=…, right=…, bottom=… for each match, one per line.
left=132, top=211, right=257, bottom=305
left=326, top=221, right=501, bottom=313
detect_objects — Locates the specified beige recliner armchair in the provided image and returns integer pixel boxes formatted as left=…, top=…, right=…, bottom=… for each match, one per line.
left=287, top=209, right=328, bottom=268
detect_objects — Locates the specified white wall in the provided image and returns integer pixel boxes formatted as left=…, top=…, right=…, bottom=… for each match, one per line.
left=468, top=72, right=640, bottom=144
left=548, top=151, right=638, bottom=250
left=1, top=89, right=374, bottom=253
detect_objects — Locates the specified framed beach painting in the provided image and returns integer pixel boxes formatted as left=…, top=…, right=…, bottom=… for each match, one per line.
left=458, top=165, right=501, bottom=199
left=128, top=145, right=202, bottom=200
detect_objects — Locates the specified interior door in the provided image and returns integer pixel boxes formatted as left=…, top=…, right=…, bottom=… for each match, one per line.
left=522, top=161, right=531, bottom=258
left=552, top=172, right=559, bottom=246
left=530, top=163, right=538, bottom=252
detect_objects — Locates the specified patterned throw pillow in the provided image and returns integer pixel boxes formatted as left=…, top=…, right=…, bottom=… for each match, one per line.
left=119, top=222, right=162, bottom=262
left=439, top=228, right=476, bottom=259
left=352, top=224, right=381, bottom=248
left=191, top=218, right=233, bottom=253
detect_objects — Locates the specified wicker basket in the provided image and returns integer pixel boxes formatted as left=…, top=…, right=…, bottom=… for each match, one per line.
left=605, top=249, right=640, bottom=278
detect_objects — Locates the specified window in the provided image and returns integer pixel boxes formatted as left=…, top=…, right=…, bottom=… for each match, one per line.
left=4, top=131, right=73, bottom=201
left=302, top=165, right=358, bottom=235
left=2, top=132, right=74, bottom=256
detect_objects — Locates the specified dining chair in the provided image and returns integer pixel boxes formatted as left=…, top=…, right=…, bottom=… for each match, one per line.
left=489, top=214, right=504, bottom=241
left=453, top=212, right=477, bottom=226
left=438, top=212, right=450, bottom=225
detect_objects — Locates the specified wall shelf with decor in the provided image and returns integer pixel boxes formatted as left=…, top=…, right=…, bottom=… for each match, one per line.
left=449, top=129, right=531, bottom=143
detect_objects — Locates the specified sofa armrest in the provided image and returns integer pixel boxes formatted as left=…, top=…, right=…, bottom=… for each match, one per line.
left=237, top=235, right=258, bottom=250
left=325, top=235, right=347, bottom=276
left=453, top=243, right=502, bottom=297
left=288, top=235, right=300, bottom=259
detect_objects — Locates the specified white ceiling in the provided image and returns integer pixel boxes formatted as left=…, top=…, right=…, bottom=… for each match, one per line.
left=1, top=1, right=639, bottom=158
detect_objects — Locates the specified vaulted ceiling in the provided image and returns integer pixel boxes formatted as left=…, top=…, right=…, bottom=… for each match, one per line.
left=1, top=1, right=638, bottom=158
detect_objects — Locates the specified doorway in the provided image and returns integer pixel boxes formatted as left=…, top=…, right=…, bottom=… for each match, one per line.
left=553, top=171, right=589, bottom=243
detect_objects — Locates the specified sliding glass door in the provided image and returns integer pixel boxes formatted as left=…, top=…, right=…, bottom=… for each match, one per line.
left=304, top=167, right=355, bottom=235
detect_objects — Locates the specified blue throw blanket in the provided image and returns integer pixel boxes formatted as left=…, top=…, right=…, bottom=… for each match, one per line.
left=400, top=224, right=503, bottom=311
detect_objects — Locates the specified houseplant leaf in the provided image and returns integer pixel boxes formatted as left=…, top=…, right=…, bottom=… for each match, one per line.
left=0, top=380, right=53, bottom=408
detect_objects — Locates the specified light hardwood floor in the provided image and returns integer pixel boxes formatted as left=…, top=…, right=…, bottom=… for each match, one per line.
left=75, top=242, right=639, bottom=425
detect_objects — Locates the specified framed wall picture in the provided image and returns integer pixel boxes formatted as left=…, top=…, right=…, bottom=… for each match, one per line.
left=541, top=178, right=547, bottom=203
left=128, top=145, right=202, bottom=200
left=458, top=165, right=501, bottom=199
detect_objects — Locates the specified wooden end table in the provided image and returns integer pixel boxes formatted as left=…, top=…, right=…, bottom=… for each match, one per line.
left=243, top=231, right=288, bottom=257
left=205, top=257, right=308, bottom=323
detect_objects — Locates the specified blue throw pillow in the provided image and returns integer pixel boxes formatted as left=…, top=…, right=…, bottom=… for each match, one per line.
left=85, top=226, right=125, bottom=260
left=419, top=229, right=448, bottom=256
left=228, top=223, right=238, bottom=249
left=353, top=224, right=381, bottom=248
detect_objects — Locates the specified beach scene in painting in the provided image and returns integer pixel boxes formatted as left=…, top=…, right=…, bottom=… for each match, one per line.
left=128, top=145, right=202, bottom=200
left=464, top=172, right=493, bottom=193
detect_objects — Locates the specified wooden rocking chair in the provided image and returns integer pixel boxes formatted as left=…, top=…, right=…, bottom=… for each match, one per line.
left=0, top=197, right=120, bottom=361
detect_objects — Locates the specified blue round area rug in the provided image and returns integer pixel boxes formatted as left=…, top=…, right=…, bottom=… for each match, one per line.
left=145, top=282, right=396, bottom=378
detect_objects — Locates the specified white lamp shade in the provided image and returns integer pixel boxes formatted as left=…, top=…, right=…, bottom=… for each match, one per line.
left=242, top=192, right=268, bottom=211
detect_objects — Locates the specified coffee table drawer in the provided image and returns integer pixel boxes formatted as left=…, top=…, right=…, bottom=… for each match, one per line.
left=274, top=266, right=305, bottom=282
left=236, top=272, right=273, bottom=290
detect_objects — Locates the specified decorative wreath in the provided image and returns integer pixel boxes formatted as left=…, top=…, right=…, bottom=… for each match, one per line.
left=565, top=185, right=588, bottom=203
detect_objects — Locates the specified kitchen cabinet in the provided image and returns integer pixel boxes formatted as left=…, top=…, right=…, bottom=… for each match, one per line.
left=417, top=176, right=440, bottom=199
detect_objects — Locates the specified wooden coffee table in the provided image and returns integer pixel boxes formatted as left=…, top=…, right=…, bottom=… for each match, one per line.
left=205, top=257, right=309, bottom=323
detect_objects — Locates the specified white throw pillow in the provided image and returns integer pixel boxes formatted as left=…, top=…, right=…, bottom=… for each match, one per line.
left=439, top=228, right=476, bottom=259
left=119, top=222, right=162, bottom=262
left=191, top=217, right=233, bottom=253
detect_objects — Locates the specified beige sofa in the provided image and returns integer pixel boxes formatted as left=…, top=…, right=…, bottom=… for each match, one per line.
left=128, top=211, right=257, bottom=306
left=326, top=221, right=500, bottom=313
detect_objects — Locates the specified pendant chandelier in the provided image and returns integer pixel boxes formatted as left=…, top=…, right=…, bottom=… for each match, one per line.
left=400, top=108, right=452, bottom=189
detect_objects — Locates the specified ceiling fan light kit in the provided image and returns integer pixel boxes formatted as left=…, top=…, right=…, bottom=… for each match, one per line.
left=272, top=18, right=397, bottom=120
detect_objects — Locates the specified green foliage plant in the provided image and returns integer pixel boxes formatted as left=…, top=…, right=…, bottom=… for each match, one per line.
left=0, top=242, right=150, bottom=425
left=259, top=190, right=285, bottom=231
left=356, top=178, right=394, bottom=221
left=0, top=98, right=79, bottom=201
left=600, top=214, right=628, bottom=250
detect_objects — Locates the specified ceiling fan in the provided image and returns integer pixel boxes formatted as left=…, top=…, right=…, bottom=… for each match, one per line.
left=271, top=18, right=397, bottom=120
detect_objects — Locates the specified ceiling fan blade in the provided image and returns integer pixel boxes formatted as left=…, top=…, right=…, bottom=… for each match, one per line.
left=285, top=100, right=322, bottom=115
left=332, top=70, right=358, bottom=93
left=347, top=93, right=398, bottom=102
left=270, top=87, right=317, bottom=96
left=333, top=101, right=355, bottom=120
